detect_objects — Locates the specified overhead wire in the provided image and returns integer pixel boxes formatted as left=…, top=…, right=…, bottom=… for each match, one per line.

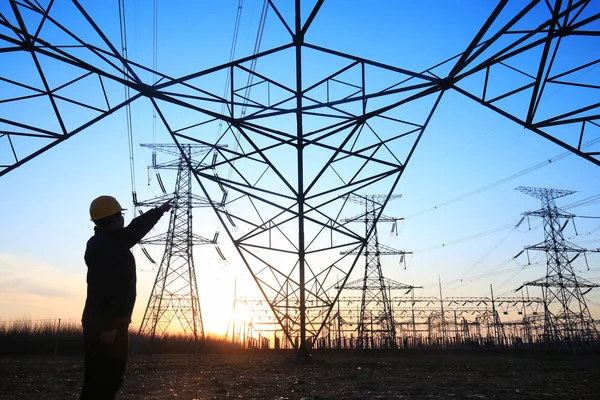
left=142, top=0, right=163, bottom=202
left=405, top=137, right=600, bottom=219
left=243, top=0, right=258, bottom=49
left=559, top=193, right=600, bottom=240
left=419, top=259, right=545, bottom=291
left=215, top=0, right=268, bottom=229
left=411, top=220, right=520, bottom=253
left=239, top=0, right=268, bottom=120
left=118, top=0, right=138, bottom=210
left=420, top=214, right=599, bottom=293
left=413, top=206, right=598, bottom=292
left=118, top=0, right=162, bottom=267
left=226, top=0, right=268, bottom=182
left=494, top=268, right=528, bottom=292
left=216, top=0, right=244, bottom=142
left=210, top=0, right=246, bottom=235
left=573, top=238, right=600, bottom=246
left=142, top=0, right=168, bottom=268
left=563, top=193, right=600, bottom=210
left=404, top=218, right=533, bottom=293
left=443, top=221, right=523, bottom=291
left=152, top=0, right=158, bottom=178
left=147, top=0, right=168, bottom=202
left=412, top=215, right=548, bottom=292
left=568, top=223, right=600, bottom=239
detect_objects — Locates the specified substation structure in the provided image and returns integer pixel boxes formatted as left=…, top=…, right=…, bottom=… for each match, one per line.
left=231, top=294, right=561, bottom=349
left=2, top=1, right=600, bottom=356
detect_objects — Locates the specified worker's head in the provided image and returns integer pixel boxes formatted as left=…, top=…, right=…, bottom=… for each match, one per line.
left=90, top=195, right=126, bottom=229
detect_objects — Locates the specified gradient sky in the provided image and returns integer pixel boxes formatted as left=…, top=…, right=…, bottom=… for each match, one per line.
left=0, top=0, right=599, bottom=335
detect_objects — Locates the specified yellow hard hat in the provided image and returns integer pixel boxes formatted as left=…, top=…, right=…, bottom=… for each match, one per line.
left=89, top=195, right=126, bottom=221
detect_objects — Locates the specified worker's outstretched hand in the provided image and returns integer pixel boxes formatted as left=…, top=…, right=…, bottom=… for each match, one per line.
left=100, top=329, right=117, bottom=345
left=159, top=199, right=173, bottom=212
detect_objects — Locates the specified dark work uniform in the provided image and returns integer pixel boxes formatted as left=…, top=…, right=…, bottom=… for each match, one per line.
left=80, top=208, right=165, bottom=400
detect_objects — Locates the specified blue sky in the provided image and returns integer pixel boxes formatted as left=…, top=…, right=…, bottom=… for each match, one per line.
left=0, top=0, right=599, bottom=334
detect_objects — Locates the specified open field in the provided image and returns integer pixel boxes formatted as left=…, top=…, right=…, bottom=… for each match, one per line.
left=1, top=350, right=599, bottom=399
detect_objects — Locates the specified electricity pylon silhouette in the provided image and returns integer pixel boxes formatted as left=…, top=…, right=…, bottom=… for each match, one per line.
left=515, top=186, right=600, bottom=346
left=136, top=143, right=222, bottom=345
left=340, top=194, right=416, bottom=349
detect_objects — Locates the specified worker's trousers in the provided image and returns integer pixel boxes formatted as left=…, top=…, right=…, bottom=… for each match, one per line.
left=79, top=322, right=129, bottom=400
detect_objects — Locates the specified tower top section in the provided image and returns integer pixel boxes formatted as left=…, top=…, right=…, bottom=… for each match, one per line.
left=515, top=186, right=576, bottom=202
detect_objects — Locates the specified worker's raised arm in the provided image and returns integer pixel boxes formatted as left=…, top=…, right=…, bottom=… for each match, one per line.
left=123, top=199, right=172, bottom=248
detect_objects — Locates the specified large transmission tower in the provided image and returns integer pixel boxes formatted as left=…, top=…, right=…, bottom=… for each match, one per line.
left=340, top=194, right=415, bottom=349
left=2, top=1, right=600, bottom=356
left=136, top=143, right=221, bottom=343
left=515, top=186, right=599, bottom=345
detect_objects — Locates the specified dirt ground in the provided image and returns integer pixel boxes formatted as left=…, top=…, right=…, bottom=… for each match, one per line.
left=1, top=349, right=599, bottom=399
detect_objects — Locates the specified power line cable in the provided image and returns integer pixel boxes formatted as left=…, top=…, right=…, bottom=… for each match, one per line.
left=420, top=259, right=545, bottom=291
left=152, top=0, right=158, bottom=155
left=564, top=193, right=600, bottom=210
left=216, top=0, right=245, bottom=142
left=412, top=220, right=520, bottom=253
left=406, top=137, right=600, bottom=219
left=226, top=0, right=268, bottom=182
left=118, top=0, right=137, bottom=211
left=444, top=223, right=522, bottom=292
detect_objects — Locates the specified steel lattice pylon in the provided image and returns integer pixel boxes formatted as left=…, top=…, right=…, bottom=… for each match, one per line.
left=515, top=185, right=600, bottom=345
left=1, top=1, right=600, bottom=355
left=340, top=194, right=414, bottom=349
left=136, top=144, right=217, bottom=344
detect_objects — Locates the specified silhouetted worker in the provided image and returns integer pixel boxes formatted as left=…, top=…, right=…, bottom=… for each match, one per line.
left=80, top=195, right=172, bottom=400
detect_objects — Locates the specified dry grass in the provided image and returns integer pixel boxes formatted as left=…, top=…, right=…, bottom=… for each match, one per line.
left=0, top=319, right=239, bottom=355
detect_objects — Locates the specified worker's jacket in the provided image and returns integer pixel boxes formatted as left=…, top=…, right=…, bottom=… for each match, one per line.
left=82, top=208, right=165, bottom=330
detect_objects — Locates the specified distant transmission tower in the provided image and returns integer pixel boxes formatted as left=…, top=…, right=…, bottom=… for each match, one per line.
left=341, top=194, right=416, bottom=348
left=136, top=143, right=224, bottom=344
left=515, top=186, right=599, bottom=346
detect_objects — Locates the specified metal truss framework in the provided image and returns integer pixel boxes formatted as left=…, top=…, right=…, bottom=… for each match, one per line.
left=1, top=1, right=600, bottom=354
left=340, top=194, right=413, bottom=348
left=136, top=144, right=218, bottom=344
left=515, top=186, right=600, bottom=345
